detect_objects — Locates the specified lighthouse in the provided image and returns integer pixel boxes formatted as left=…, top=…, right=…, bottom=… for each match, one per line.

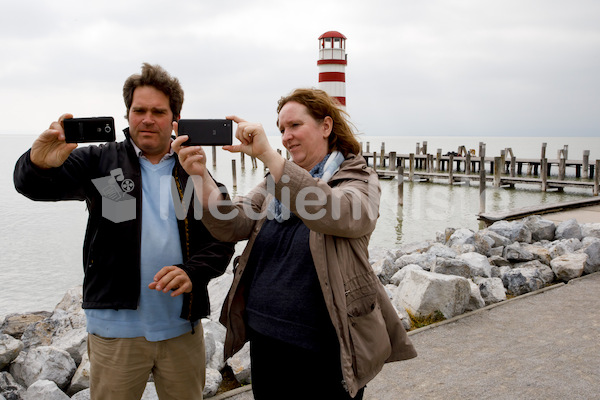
left=317, top=31, right=347, bottom=107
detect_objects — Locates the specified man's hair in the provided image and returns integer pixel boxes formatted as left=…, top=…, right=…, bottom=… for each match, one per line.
left=276, top=88, right=360, bottom=156
left=122, top=63, right=184, bottom=121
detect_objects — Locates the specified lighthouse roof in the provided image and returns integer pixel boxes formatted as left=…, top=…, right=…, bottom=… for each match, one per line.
left=319, top=31, right=346, bottom=40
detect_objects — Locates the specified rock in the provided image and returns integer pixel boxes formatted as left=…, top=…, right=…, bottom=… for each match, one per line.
left=488, top=255, right=511, bottom=267
left=548, top=238, right=582, bottom=258
left=390, top=264, right=423, bottom=286
left=473, top=277, right=507, bottom=305
left=368, top=246, right=397, bottom=264
left=446, top=228, right=475, bottom=248
left=450, top=243, right=477, bottom=255
left=466, top=280, right=485, bottom=311
left=68, top=351, right=90, bottom=395
left=431, top=258, right=471, bottom=279
left=24, top=380, right=70, bottom=400
left=208, top=272, right=234, bottom=321
left=71, top=388, right=90, bottom=400
left=0, top=312, right=51, bottom=340
left=0, top=334, right=23, bottom=370
left=523, top=215, right=556, bottom=242
left=395, top=269, right=471, bottom=319
left=501, top=267, right=546, bottom=296
left=397, top=240, right=433, bottom=255
left=513, top=261, right=555, bottom=285
left=456, top=252, right=492, bottom=278
left=488, top=220, right=532, bottom=243
left=373, top=255, right=399, bottom=284
left=227, top=342, right=251, bottom=385
left=202, top=319, right=226, bottom=371
left=141, top=382, right=158, bottom=400
left=550, top=253, right=587, bottom=281
left=504, top=242, right=535, bottom=263
left=582, top=240, right=600, bottom=274
left=581, top=222, right=600, bottom=239
left=204, top=368, right=223, bottom=398
left=0, top=371, right=26, bottom=400
left=555, top=218, right=583, bottom=240
left=521, top=243, right=552, bottom=265
left=425, top=243, right=457, bottom=259
left=395, top=253, right=435, bottom=272
left=475, top=230, right=512, bottom=255
left=10, top=346, right=76, bottom=389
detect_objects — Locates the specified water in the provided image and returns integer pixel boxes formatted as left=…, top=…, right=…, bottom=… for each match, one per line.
left=1, top=134, right=597, bottom=319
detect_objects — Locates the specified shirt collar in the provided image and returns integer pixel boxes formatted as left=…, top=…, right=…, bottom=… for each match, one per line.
left=130, top=138, right=175, bottom=163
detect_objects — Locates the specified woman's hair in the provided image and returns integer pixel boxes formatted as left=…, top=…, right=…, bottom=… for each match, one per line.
left=122, top=63, right=184, bottom=121
left=276, top=88, right=361, bottom=156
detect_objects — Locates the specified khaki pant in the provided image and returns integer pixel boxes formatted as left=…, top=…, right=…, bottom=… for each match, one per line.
left=87, top=326, right=205, bottom=400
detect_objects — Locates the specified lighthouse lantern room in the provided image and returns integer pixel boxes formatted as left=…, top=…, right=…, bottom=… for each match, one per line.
left=318, top=31, right=347, bottom=107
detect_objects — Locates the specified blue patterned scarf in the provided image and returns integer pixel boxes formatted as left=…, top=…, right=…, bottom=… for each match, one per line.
left=268, top=150, right=345, bottom=222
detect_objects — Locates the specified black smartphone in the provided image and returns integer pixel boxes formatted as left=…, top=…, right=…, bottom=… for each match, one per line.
left=63, top=117, right=116, bottom=143
left=179, top=119, right=232, bottom=146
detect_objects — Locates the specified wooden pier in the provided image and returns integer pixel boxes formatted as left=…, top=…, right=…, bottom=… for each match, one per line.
left=361, top=141, right=599, bottom=196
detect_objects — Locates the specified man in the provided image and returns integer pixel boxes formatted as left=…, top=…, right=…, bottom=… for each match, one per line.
left=14, top=63, right=235, bottom=400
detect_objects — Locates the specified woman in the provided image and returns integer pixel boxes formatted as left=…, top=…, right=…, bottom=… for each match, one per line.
left=173, top=88, right=417, bottom=399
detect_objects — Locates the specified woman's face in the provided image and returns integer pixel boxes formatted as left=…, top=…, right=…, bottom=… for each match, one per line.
left=278, top=101, right=332, bottom=171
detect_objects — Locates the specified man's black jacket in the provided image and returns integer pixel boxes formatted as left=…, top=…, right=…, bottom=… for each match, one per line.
left=13, top=135, right=235, bottom=322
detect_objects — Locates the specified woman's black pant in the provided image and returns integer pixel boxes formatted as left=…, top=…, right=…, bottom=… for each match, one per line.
left=249, top=330, right=365, bottom=400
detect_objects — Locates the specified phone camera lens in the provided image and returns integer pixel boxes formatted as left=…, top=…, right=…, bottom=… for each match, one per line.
left=105, top=125, right=112, bottom=133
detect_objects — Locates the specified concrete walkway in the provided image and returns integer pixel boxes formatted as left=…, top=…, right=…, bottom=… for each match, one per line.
left=213, top=272, right=600, bottom=400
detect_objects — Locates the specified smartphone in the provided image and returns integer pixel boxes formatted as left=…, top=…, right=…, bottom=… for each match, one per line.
left=179, top=119, right=232, bottom=146
left=64, top=117, right=116, bottom=143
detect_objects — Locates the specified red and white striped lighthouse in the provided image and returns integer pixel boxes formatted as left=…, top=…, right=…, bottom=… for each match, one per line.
left=317, top=31, right=347, bottom=107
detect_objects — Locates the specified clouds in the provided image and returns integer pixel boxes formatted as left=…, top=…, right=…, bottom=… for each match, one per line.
left=1, top=0, right=599, bottom=138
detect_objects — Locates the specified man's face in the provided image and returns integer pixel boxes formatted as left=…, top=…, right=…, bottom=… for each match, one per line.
left=128, top=85, right=175, bottom=162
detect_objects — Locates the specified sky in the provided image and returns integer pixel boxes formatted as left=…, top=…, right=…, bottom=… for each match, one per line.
left=1, top=0, right=599, bottom=139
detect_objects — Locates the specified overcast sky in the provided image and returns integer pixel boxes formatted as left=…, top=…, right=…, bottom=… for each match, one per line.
left=1, top=0, right=599, bottom=138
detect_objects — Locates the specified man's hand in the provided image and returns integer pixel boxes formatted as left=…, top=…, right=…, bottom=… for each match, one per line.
left=30, top=113, right=78, bottom=169
left=148, top=266, right=192, bottom=297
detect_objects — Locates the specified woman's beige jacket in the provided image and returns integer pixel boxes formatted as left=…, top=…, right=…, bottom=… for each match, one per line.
left=201, top=153, right=417, bottom=397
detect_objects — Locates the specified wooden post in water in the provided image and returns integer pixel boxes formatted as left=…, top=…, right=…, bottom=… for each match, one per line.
left=422, top=141, right=428, bottom=156
left=558, top=149, right=566, bottom=181
left=251, top=156, right=257, bottom=169
left=397, top=165, right=404, bottom=206
left=240, top=152, right=246, bottom=169
left=479, top=144, right=486, bottom=214
left=436, top=149, right=442, bottom=172
left=465, top=152, right=471, bottom=175
left=373, top=152, right=377, bottom=172
left=409, top=153, right=415, bottom=182
left=389, top=152, right=397, bottom=171
left=594, top=160, right=599, bottom=196
left=212, top=146, right=217, bottom=168
left=380, top=143, right=385, bottom=169
left=366, top=142, right=370, bottom=153
left=500, top=150, right=506, bottom=174
left=494, top=156, right=501, bottom=188
left=448, top=154, right=454, bottom=185
left=232, top=160, right=237, bottom=188
left=583, top=150, right=590, bottom=179
left=541, top=158, right=548, bottom=192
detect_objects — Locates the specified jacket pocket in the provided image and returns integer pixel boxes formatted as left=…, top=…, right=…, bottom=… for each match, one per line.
left=348, top=302, right=392, bottom=381
left=345, top=274, right=392, bottom=380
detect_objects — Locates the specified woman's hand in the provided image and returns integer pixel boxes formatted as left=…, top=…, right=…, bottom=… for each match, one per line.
left=225, top=115, right=285, bottom=182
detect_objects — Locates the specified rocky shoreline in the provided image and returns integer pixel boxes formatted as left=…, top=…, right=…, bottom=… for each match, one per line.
left=1, top=216, right=599, bottom=399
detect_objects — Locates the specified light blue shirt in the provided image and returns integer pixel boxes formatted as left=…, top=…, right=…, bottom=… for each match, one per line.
left=86, top=156, right=192, bottom=341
